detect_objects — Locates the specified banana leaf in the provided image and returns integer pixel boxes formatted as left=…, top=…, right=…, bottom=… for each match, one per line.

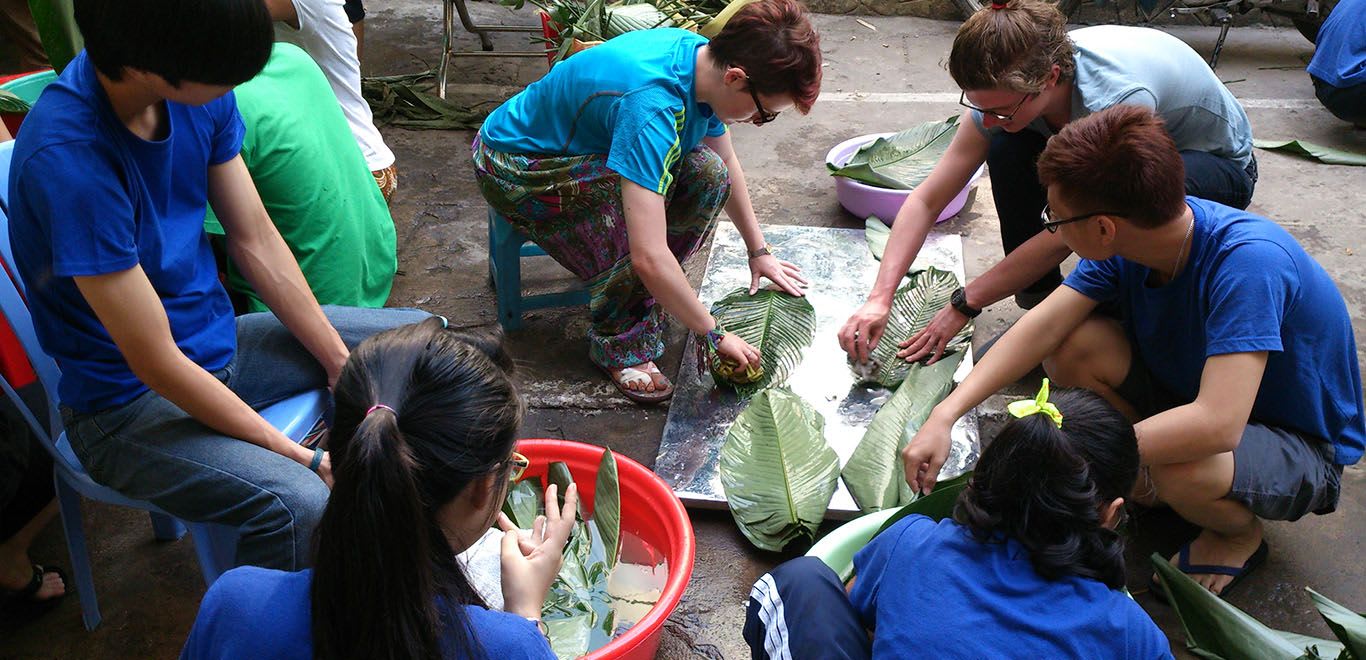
left=1150, top=553, right=1341, bottom=660
left=360, top=72, right=493, bottom=130
left=708, top=288, right=816, bottom=398
left=856, top=266, right=969, bottom=388
left=543, top=520, right=614, bottom=659
left=841, top=352, right=966, bottom=513
left=698, top=0, right=758, bottom=37
left=828, top=116, right=960, bottom=190
left=719, top=388, right=840, bottom=552
left=593, top=449, right=621, bottom=569
left=547, top=461, right=577, bottom=516
left=502, top=477, right=543, bottom=530
left=1306, top=588, right=1366, bottom=658
left=872, top=471, right=973, bottom=536
left=1254, top=139, right=1366, bottom=167
left=0, top=90, right=30, bottom=115
left=27, top=0, right=81, bottom=73
left=865, top=216, right=890, bottom=261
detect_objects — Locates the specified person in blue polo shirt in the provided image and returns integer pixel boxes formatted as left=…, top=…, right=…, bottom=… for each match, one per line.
left=904, top=105, right=1361, bottom=599
left=6, top=0, right=424, bottom=572
left=1308, top=0, right=1365, bottom=127
left=473, top=0, right=822, bottom=404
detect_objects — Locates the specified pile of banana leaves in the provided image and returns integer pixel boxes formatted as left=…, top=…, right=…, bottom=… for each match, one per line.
left=502, top=450, right=622, bottom=659
left=499, top=0, right=757, bottom=63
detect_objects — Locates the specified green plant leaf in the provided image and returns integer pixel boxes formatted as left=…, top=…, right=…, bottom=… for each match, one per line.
left=502, top=477, right=543, bottom=530
left=856, top=267, right=969, bottom=388
left=829, top=116, right=960, bottom=190
left=865, top=216, right=890, bottom=261
left=27, top=0, right=82, bottom=73
left=709, top=288, right=816, bottom=397
left=1151, top=553, right=1322, bottom=660
left=719, top=388, right=840, bottom=552
left=592, top=449, right=621, bottom=569
left=1306, top=588, right=1366, bottom=657
left=546, top=461, right=578, bottom=518
left=1254, top=139, right=1366, bottom=166
left=842, top=352, right=966, bottom=513
left=544, top=614, right=592, bottom=660
left=699, top=0, right=758, bottom=36
left=1276, top=632, right=1345, bottom=660
left=0, top=89, right=31, bottom=115
left=872, top=471, right=973, bottom=536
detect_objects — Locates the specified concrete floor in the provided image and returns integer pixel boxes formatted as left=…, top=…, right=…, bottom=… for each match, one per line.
left=3, top=3, right=1364, bottom=658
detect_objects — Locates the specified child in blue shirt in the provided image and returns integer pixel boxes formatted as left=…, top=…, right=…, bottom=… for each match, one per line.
left=183, top=319, right=564, bottom=659
left=6, top=0, right=424, bottom=572
left=473, top=0, right=822, bottom=405
left=744, top=382, right=1171, bottom=659
left=1307, top=0, right=1365, bottom=127
left=905, top=106, right=1359, bottom=600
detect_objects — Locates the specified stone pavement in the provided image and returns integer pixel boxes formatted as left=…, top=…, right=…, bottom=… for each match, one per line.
left=2, top=4, right=1363, bottom=658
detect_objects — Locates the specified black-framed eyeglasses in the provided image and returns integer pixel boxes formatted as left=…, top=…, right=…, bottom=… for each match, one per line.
left=959, top=90, right=1036, bottom=122
left=742, top=73, right=779, bottom=126
left=1040, top=204, right=1125, bottom=233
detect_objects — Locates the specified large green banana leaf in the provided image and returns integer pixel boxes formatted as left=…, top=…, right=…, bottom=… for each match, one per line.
left=593, top=449, right=621, bottom=569
left=27, top=0, right=81, bottom=73
left=709, top=288, right=816, bottom=397
left=1150, top=554, right=1345, bottom=660
left=536, top=458, right=620, bottom=658
left=719, top=388, right=840, bottom=552
left=856, top=266, right=969, bottom=388
left=872, top=471, right=972, bottom=536
left=829, top=116, right=960, bottom=190
left=1254, top=139, right=1366, bottom=167
left=1307, top=588, right=1366, bottom=658
left=865, top=216, right=891, bottom=262
left=841, top=352, right=965, bottom=513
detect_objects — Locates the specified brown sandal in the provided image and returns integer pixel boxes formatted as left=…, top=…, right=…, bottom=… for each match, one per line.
left=599, top=362, right=673, bottom=404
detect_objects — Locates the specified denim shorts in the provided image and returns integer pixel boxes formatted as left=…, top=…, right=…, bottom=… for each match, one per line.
left=1117, top=349, right=1343, bottom=521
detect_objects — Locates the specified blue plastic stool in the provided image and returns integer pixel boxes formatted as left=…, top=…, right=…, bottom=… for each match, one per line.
left=486, top=208, right=588, bottom=331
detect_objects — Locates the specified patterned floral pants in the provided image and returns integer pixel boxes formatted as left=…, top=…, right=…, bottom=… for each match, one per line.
left=472, top=134, right=731, bottom=368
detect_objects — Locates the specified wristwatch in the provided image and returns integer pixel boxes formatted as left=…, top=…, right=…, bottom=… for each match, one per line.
left=950, top=287, right=981, bottom=319
left=748, top=243, right=774, bottom=259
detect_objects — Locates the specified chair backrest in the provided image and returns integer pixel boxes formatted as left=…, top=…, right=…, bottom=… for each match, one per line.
left=0, top=140, right=16, bottom=277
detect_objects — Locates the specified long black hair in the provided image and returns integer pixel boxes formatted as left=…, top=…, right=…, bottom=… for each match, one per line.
left=953, top=386, right=1139, bottom=589
left=311, top=318, right=524, bottom=660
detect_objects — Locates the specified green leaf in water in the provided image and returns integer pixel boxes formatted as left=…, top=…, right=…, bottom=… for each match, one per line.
left=857, top=266, right=969, bottom=388
left=1254, top=139, right=1366, bottom=167
left=593, top=449, right=621, bottom=570
left=719, top=388, right=840, bottom=552
left=829, top=116, right=960, bottom=190
left=708, top=288, right=816, bottom=398
left=1306, top=588, right=1366, bottom=658
left=502, top=477, right=543, bottom=530
left=841, top=352, right=966, bottom=513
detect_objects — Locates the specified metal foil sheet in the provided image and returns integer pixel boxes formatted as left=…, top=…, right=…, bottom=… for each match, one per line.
left=655, top=222, right=980, bottom=517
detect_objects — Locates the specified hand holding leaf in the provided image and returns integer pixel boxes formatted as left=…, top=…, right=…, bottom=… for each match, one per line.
left=897, top=303, right=970, bottom=365
left=901, top=414, right=953, bottom=496
left=499, top=483, right=579, bottom=619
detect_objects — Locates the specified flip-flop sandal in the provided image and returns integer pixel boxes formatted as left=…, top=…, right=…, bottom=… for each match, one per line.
left=599, top=363, right=673, bottom=405
left=0, top=564, right=68, bottom=627
left=1150, top=540, right=1269, bottom=605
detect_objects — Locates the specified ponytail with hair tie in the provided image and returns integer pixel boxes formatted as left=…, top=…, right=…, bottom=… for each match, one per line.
left=990, top=0, right=1009, bottom=8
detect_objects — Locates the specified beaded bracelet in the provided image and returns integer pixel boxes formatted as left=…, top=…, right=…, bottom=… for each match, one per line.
left=704, top=324, right=727, bottom=352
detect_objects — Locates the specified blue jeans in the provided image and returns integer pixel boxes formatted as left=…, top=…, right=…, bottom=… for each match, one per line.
left=61, top=306, right=430, bottom=570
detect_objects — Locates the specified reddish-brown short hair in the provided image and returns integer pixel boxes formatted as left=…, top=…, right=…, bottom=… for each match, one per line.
left=708, top=0, right=822, bottom=114
left=1037, top=105, right=1187, bottom=228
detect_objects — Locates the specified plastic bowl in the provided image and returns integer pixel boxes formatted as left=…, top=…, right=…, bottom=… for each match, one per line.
left=516, top=439, right=696, bottom=660
left=826, top=132, right=984, bottom=226
left=0, top=69, right=57, bottom=137
left=804, top=508, right=900, bottom=582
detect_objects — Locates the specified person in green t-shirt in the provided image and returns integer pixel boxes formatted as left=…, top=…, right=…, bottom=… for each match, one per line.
left=206, top=42, right=396, bottom=312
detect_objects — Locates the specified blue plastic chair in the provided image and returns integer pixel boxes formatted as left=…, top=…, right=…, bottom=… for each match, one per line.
left=486, top=208, right=588, bottom=331
left=0, top=139, right=329, bottom=630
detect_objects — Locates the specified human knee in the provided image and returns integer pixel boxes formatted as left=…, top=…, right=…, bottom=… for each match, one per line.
left=1044, top=319, right=1127, bottom=389
left=1147, top=459, right=1227, bottom=505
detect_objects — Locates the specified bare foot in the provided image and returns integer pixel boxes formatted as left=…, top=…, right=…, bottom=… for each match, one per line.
left=1169, top=522, right=1264, bottom=595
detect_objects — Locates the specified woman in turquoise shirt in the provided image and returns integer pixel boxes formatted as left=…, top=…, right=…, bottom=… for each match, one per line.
left=473, top=0, right=822, bottom=404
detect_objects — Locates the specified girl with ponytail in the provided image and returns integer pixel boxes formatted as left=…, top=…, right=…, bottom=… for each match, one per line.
left=182, top=318, right=568, bottom=659
left=743, top=380, right=1172, bottom=659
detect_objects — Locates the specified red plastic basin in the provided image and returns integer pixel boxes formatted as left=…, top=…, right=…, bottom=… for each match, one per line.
left=515, top=439, right=696, bottom=660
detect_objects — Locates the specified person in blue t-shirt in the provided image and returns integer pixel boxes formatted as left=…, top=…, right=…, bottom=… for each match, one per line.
left=473, top=0, right=822, bottom=405
left=905, top=106, right=1362, bottom=599
left=183, top=319, right=565, bottom=659
left=840, top=0, right=1258, bottom=370
left=5, top=0, right=426, bottom=572
left=744, top=382, right=1172, bottom=659
left=1307, top=0, right=1365, bottom=127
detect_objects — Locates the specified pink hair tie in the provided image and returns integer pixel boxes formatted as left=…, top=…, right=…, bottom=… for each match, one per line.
left=366, top=404, right=397, bottom=417
left=990, top=0, right=1008, bottom=7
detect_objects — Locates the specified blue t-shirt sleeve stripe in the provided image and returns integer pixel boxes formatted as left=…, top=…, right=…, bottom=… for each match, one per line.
left=606, top=100, right=685, bottom=193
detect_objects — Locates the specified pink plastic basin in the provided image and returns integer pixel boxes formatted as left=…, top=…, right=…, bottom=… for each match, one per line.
left=516, top=439, right=696, bottom=660
left=826, top=132, right=984, bottom=226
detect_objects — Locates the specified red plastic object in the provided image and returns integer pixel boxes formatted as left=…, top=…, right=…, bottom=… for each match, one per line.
left=540, top=12, right=560, bottom=65
left=515, top=439, right=696, bottom=660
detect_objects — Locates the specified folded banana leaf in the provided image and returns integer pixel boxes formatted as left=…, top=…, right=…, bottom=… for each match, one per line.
left=593, top=450, right=621, bottom=569
left=708, top=288, right=816, bottom=398
left=1254, top=139, right=1366, bottom=167
left=856, top=266, right=969, bottom=388
left=502, top=477, right=543, bottom=530
left=829, top=116, right=960, bottom=190
left=1150, top=554, right=1346, bottom=660
left=842, top=352, right=966, bottom=513
left=719, top=388, right=840, bottom=552
left=1306, top=588, right=1366, bottom=658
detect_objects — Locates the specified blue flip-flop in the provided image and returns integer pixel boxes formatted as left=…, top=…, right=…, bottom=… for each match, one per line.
left=1151, top=540, right=1269, bottom=605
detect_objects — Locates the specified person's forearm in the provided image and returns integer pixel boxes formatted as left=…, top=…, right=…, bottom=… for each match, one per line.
left=1135, top=401, right=1244, bottom=466
left=720, top=155, right=766, bottom=253
left=634, top=248, right=716, bottom=334
left=963, top=232, right=1073, bottom=309
left=867, top=198, right=936, bottom=306
left=229, top=229, right=348, bottom=378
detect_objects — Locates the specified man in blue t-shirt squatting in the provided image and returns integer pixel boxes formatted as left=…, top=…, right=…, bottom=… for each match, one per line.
left=6, top=0, right=425, bottom=572
left=902, top=105, right=1362, bottom=598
